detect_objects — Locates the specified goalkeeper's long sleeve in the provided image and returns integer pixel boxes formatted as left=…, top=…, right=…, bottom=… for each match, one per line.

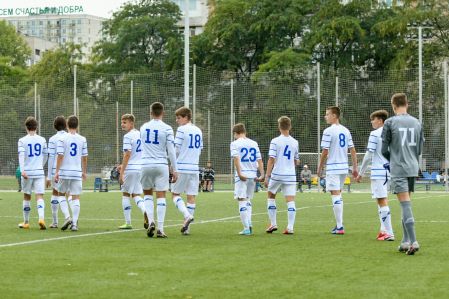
left=359, top=151, right=373, bottom=177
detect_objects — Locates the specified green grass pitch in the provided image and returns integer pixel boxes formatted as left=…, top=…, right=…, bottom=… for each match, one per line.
left=1, top=190, right=449, bottom=298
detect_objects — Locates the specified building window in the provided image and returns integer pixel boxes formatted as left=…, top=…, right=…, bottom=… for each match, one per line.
left=78, top=37, right=82, bottom=43
left=35, top=49, right=41, bottom=56
left=77, top=28, right=81, bottom=34
left=62, top=19, right=66, bottom=25
left=77, top=19, right=82, bottom=24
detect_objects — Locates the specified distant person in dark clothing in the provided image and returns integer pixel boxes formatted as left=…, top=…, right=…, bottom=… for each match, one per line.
left=203, top=161, right=215, bottom=192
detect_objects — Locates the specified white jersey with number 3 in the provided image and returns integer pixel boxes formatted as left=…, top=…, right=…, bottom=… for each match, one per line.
left=269, top=135, right=299, bottom=184
left=321, top=124, right=354, bottom=175
left=175, top=123, right=203, bottom=174
left=230, top=137, right=261, bottom=180
left=57, top=133, right=88, bottom=180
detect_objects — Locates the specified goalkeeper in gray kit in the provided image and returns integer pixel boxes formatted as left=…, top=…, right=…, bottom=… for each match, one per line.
left=381, top=93, right=424, bottom=255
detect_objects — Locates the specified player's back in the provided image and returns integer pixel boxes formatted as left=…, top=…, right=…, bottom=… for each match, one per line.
left=321, top=124, right=354, bottom=175
left=231, top=137, right=261, bottom=179
left=175, top=123, right=203, bottom=174
left=367, top=127, right=389, bottom=180
left=140, top=119, right=174, bottom=168
left=18, top=134, right=47, bottom=178
left=269, top=135, right=299, bottom=183
left=48, top=131, right=67, bottom=178
left=383, top=114, right=423, bottom=177
left=57, top=132, right=88, bottom=180
left=123, top=129, right=142, bottom=173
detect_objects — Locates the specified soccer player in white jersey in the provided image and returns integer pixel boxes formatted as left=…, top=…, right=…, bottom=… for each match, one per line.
left=171, top=107, right=202, bottom=235
left=117, top=114, right=148, bottom=230
left=317, top=106, right=358, bottom=235
left=140, top=102, right=177, bottom=238
left=18, top=117, right=48, bottom=230
left=264, top=116, right=299, bottom=235
left=46, top=116, right=67, bottom=228
left=54, top=115, right=88, bottom=232
left=231, top=123, right=264, bottom=235
left=356, top=110, right=394, bottom=241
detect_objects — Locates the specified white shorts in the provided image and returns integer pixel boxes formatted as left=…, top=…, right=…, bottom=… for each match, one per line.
left=172, top=173, right=199, bottom=196
left=371, top=179, right=388, bottom=199
left=121, top=172, right=143, bottom=195
left=234, top=179, right=256, bottom=200
left=141, top=166, right=169, bottom=191
left=57, top=179, right=83, bottom=195
left=22, top=177, right=45, bottom=195
left=326, top=174, right=347, bottom=191
left=268, top=180, right=296, bottom=197
left=50, top=178, right=59, bottom=191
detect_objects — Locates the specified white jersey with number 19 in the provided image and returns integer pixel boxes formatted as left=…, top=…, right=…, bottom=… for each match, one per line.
left=175, top=123, right=203, bottom=174
left=18, top=134, right=48, bottom=178
left=321, top=124, right=354, bottom=175
left=269, top=135, right=299, bottom=185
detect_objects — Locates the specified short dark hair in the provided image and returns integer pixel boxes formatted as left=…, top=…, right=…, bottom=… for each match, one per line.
left=278, top=116, right=291, bottom=130
left=151, top=102, right=164, bottom=117
left=121, top=114, right=135, bottom=122
left=370, top=110, right=389, bottom=122
left=67, top=115, right=79, bottom=129
left=25, top=116, right=38, bottom=131
left=232, top=123, right=246, bottom=134
left=391, top=93, right=408, bottom=107
left=175, top=107, right=192, bottom=120
left=54, top=116, right=66, bottom=131
left=327, top=106, right=341, bottom=119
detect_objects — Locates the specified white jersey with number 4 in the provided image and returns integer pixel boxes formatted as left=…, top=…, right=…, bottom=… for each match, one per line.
left=175, top=123, right=203, bottom=174
left=366, top=127, right=389, bottom=180
left=230, top=137, right=262, bottom=180
left=269, top=135, right=299, bottom=184
left=321, top=124, right=354, bottom=175
left=123, top=129, right=142, bottom=173
left=140, top=119, right=176, bottom=170
left=56, top=133, right=88, bottom=180
left=18, top=134, right=48, bottom=178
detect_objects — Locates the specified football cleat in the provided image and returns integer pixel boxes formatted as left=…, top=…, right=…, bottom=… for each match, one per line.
left=18, top=222, right=30, bottom=229
left=266, top=225, right=278, bottom=233
left=118, top=223, right=133, bottom=230
left=49, top=223, right=58, bottom=229
left=143, top=212, right=149, bottom=229
left=156, top=230, right=167, bottom=238
left=182, top=228, right=190, bottom=235
left=376, top=231, right=386, bottom=240
left=282, top=229, right=294, bottom=235
left=38, top=220, right=46, bottom=230
left=249, top=226, right=253, bottom=234
left=406, top=241, right=420, bottom=255
left=383, top=234, right=395, bottom=241
left=181, top=216, right=194, bottom=234
left=61, top=217, right=72, bottom=231
left=398, top=242, right=411, bottom=253
left=331, top=226, right=345, bottom=235
left=70, top=224, right=78, bottom=231
left=146, top=221, right=156, bottom=238
left=239, top=229, right=251, bottom=235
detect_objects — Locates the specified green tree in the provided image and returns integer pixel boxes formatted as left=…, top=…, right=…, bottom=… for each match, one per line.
left=92, top=0, right=183, bottom=73
left=0, top=20, right=31, bottom=67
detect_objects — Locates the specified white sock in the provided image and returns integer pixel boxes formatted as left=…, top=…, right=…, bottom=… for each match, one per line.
left=246, top=201, right=252, bottom=227
left=50, top=195, right=59, bottom=224
left=23, top=200, right=31, bottom=223
left=122, top=196, right=131, bottom=225
left=332, top=195, right=343, bottom=228
left=239, top=201, right=249, bottom=230
left=134, top=196, right=146, bottom=214
left=58, top=196, right=71, bottom=219
left=156, top=198, right=166, bottom=231
left=186, top=203, right=196, bottom=217
left=71, top=199, right=80, bottom=226
left=377, top=205, right=386, bottom=232
left=68, top=195, right=74, bottom=211
left=144, top=196, right=154, bottom=223
left=36, top=198, right=45, bottom=221
left=287, top=201, right=296, bottom=231
left=379, top=205, right=393, bottom=235
left=267, top=199, right=277, bottom=226
left=173, top=196, right=191, bottom=219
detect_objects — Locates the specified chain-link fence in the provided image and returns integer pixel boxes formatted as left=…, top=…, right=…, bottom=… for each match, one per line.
left=1, top=64, right=448, bottom=191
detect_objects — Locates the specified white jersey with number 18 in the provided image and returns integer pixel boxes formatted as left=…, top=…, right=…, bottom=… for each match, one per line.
left=175, top=123, right=203, bottom=174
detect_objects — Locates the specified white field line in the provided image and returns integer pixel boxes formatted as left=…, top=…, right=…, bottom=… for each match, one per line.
left=0, top=194, right=447, bottom=249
